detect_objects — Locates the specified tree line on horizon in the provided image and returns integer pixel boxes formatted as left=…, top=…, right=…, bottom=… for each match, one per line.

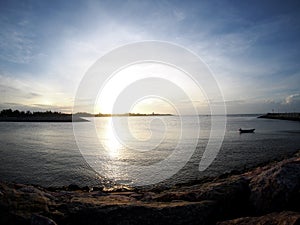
left=0, top=109, right=65, bottom=117
left=0, top=109, right=173, bottom=118
left=95, top=112, right=173, bottom=117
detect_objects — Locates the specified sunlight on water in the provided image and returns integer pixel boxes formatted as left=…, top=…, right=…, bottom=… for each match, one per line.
left=1, top=116, right=300, bottom=187
left=90, top=116, right=186, bottom=185
left=102, top=118, right=122, bottom=159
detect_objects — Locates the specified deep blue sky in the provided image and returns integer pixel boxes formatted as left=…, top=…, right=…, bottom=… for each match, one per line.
left=1, top=0, right=300, bottom=113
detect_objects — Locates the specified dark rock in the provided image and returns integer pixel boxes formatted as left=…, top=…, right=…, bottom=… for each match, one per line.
left=151, top=177, right=251, bottom=220
left=0, top=183, right=52, bottom=215
left=59, top=200, right=218, bottom=225
left=0, top=210, right=29, bottom=225
left=31, top=214, right=57, bottom=225
left=249, top=159, right=300, bottom=213
left=67, top=184, right=81, bottom=191
left=91, top=191, right=108, bottom=197
left=217, top=211, right=300, bottom=225
left=90, top=186, right=103, bottom=192
left=81, top=186, right=91, bottom=192
left=1, top=151, right=300, bottom=225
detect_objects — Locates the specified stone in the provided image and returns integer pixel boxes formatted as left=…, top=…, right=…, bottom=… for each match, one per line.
left=31, top=214, right=57, bottom=225
left=151, top=177, right=251, bottom=219
left=58, top=200, right=218, bottom=225
left=0, top=151, right=299, bottom=225
left=217, top=211, right=300, bottom=225
left=249, top=159, right=300, bottom=213
left=67, top=184, right=81, bottom=191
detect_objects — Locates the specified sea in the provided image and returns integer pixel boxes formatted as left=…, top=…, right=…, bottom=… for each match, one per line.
left=0, top=115, right=299, bottom=188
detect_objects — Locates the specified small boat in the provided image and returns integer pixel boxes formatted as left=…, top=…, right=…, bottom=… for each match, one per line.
left=239, top=128, right=255, bottom=133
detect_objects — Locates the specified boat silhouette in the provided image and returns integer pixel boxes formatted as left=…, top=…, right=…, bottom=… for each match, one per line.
left=239, top=128, right=255, bottom=133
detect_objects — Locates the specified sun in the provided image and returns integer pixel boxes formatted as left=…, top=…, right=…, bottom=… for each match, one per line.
left=94, top=62, right=205, bottom=115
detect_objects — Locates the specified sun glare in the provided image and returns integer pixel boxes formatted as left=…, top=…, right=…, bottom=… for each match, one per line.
left=94, top=62, right=206, bottom=115
left=103, top=118, right=122, bottom=158
left=130, top=97, right=176, bottom=115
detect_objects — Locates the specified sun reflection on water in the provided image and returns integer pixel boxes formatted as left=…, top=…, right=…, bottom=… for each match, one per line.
left=91, top=116, right=182, bottom=185
left=103, top=118, right=123, bottom=158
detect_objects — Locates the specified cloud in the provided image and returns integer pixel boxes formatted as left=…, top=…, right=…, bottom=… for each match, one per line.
left=29, top=92, right=41, bottom=97
left=284, top=93, right=300, bottom=104
left=0, top=102, right=72, bottom=113
left=1, top=1, right=300, bottom=114
left=173, top=9, right=185, bottom=22
left=0, top=11, right=35, bottom=64
left=0, top=72, right=74, bottom=110
left=0, top=30, right=34, bottom=64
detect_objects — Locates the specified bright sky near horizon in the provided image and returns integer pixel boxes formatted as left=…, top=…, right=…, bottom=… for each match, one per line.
left=1, top=0, right=300, bottom=114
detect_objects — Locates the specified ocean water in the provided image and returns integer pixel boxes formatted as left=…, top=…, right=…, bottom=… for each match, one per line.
left=0, top=115, right=299, bottom=187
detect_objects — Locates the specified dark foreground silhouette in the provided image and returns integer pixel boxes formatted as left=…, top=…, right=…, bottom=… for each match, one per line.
left=0, top=109, right=87, bottom=122
left=0, top=150, right=299, bottom=225
left=0, top=109, right=172, bottom=122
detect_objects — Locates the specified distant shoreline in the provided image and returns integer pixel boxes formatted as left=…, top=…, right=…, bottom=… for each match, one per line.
left=95, top=113, right=173, bottom=117
left=258, top=113, right=300, bottom=121
left=0, top=116, right=87, bottom=122
left=0, top=109, right=173, bottom=122
left=0, top=109, right=87, bottom=122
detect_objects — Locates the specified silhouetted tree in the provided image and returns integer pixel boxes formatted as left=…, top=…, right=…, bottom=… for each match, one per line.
left=0, top=109, right=65, bottom=117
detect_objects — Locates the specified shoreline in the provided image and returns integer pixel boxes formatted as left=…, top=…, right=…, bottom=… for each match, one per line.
left=0, top=116, right=88, bottom=122
left=258, top=113, right=300, bottom=121
left=1, top=150, right=299, bottom=225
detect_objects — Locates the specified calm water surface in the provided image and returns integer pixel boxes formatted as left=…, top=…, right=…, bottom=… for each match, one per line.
left=0, top=115, right=299, bottom=187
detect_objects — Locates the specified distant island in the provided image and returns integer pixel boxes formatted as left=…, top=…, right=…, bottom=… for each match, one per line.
left=258, top=113, right=300, bottom=121
left=0, top=109, right=173, bottom=122
left=95, top=112, right=173, bottom=117
left=0, top=109, right=87, bottom=122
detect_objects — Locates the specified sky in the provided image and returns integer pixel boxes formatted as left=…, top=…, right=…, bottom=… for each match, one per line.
left=1, top=0, right=300, bottom=114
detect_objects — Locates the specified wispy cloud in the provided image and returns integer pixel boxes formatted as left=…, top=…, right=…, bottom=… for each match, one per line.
left=173, top=9, right=185, bottom=22
left=0, top=72, right=74, bottom=110
left=0, top=0, right=299, bottom=113
left=0, top=28, right=34, bottom=64
left=284, top=93, right=300, bottom=104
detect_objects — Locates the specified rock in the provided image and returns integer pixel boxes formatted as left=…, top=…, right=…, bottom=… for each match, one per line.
left=0, top=182, right=54, bottom=220
left=217, top=211, right=300, bottom=225
left=151, top=177, right=251, bottom=220
left=1, top=151, right=300, bottom=225
left=19, top=186, right=43, bottom=194
left=90, top=186, right=103, bottom=192
left=81, top=186, right=91, bottom=192
left=31, top=214, right=57, bottom=225
left=67, top=184, right=81, bottom=191
left=249, top=158, right=300, bottom=213
left=59, top=200, right=218, bottom=225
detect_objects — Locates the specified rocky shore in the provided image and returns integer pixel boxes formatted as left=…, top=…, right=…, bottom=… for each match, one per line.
left=1, top=151, right=299, bottom=225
